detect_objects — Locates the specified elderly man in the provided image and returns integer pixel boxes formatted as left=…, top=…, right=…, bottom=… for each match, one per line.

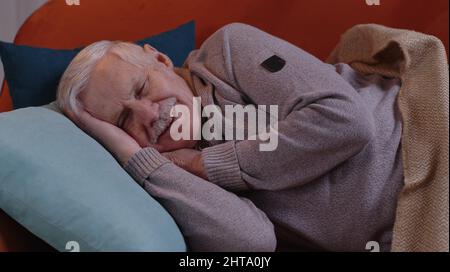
left=56, top=23, right=404, bottom=252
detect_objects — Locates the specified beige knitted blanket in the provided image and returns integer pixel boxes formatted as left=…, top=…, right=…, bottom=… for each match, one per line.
left=328, top=24, right=449, bottom=252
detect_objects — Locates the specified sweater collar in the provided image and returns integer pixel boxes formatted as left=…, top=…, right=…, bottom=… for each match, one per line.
left=174, top=67, right=215, bottom=108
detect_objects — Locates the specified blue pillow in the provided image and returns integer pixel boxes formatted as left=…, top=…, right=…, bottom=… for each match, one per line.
left=0, top=104, right=186, bottom=251
left=0, top=21, right=195, bottom=109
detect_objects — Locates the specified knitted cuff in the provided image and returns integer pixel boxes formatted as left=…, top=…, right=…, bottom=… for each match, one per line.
left=201, top=141, right=249, bottom=192
left=124, top=147, right=170, bottom=186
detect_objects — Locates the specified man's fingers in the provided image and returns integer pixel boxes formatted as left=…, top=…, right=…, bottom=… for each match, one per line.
left=78, top=110, right=105, bottom=129
left=75, top=110, right=102, bottom=133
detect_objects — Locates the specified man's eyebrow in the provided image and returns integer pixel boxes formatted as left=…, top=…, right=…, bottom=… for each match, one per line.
left=116, top=77, right=145, bottom=127
left=136, top=77, right=147, bottom=96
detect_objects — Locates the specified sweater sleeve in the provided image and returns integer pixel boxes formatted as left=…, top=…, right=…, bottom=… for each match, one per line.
left=124, top=147, right=276, bottom=252
left=190, top=23, right=375, bottom=192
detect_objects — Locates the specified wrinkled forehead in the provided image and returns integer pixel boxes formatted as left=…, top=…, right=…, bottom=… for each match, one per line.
left=79, top=52, right=143, bottom=122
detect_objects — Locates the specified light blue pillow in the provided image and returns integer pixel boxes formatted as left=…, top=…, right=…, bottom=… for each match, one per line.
left=0, top=105, right=186, bottom=251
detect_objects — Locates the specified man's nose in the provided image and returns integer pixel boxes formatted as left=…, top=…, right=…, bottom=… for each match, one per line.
left=132, top=100, right=160, bottom=125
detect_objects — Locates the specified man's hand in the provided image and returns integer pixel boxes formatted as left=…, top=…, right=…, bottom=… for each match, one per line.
left=76, top=109, right=142, bottom=166
left=162, top=149, right=208, bottom=180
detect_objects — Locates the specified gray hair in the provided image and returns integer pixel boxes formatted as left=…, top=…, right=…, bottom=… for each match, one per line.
left=56, top=41, right=154, bottom=116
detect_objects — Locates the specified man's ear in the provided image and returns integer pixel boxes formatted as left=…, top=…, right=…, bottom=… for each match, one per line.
left=143, top=44, right=157, bottom=52
left=156, top=52, right=174, bottom=69
left=143, top=44, right=173, bottom=69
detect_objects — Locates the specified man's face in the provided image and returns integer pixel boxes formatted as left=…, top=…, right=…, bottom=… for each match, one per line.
left=78, top=45, right=197, bottom=152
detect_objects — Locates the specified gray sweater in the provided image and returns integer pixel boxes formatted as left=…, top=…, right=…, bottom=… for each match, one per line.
left=125, top=23, right=404, bottom=252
